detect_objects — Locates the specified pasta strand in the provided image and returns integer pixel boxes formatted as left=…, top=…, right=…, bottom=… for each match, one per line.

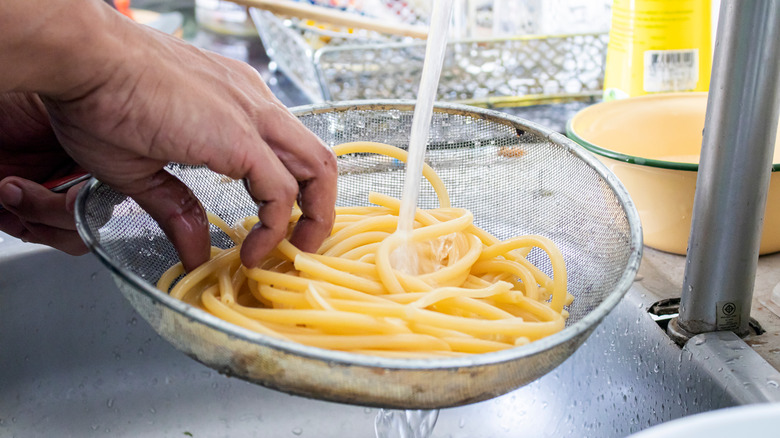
left=157, top=141, right=570, bottom=357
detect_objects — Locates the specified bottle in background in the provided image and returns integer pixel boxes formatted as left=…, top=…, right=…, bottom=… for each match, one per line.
left=603, top=0, right=712, bottom=101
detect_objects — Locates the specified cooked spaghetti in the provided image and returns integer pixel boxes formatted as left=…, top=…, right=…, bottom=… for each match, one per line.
left=157, top=142, right=572, bottom=357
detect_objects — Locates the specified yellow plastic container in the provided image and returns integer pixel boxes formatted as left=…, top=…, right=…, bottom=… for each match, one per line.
left=603, top=0, right=712, bottom=100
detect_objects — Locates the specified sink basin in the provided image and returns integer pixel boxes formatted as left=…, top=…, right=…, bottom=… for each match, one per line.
left=3, top=237, right=780, bottom=437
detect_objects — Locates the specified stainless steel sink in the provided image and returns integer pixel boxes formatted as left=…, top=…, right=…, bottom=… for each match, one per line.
left=3, top=237, right=780, bottom=438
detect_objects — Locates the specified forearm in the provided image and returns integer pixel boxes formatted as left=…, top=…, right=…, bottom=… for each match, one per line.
left=0, top=0, right=126, bottom=98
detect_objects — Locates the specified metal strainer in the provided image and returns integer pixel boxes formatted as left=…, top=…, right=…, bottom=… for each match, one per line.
left=75, top=101, right=642, bottom=409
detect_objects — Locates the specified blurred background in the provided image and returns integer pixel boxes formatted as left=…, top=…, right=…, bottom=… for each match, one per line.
left=124, top=0, right=622, bottom=132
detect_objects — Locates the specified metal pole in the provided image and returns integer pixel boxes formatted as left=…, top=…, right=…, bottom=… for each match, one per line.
left=668, top=0, right=780, bottom=343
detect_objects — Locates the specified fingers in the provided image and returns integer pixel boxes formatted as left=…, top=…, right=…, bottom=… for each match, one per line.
left=119, top=169, right=210, bottom=272
left=239, top=145, right=300, bottom=268
left=289, top=170, right=337, bottom=254
left=256, top=109, right=338, bottom=256
left=233, top=109, right=338, bottom=266
left=64, top=182, right=81, bottom=215
left=0, top=176, right=78, bottom=229
left=0, top=213, right=89, bottom=255
left=286, top=136, right=338, bottom=254
left=0, top=176, right=88, bottom=255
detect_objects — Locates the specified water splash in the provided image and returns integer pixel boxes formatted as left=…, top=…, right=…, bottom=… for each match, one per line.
left=375, top=409, right=439, bottom=438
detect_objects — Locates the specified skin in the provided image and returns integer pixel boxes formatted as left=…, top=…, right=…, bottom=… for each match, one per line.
left=0, top=0, right=338, bottom=270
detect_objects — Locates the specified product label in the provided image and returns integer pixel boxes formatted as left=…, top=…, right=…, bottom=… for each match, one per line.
left=716, top=300, right=741, bottom=331
left=643, top=49, right=700, bottom=92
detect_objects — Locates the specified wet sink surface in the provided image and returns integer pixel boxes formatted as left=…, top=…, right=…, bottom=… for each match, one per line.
left=2, top=241, right=779, bottom=438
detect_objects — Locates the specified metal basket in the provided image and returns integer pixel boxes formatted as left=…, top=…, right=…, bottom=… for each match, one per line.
left=250, top=8, right=608, bottom=106
left=75, top=102, right=641, bottom=409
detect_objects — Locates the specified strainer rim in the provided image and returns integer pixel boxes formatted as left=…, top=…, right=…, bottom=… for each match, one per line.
left=75, top=100, right=642, bottom=372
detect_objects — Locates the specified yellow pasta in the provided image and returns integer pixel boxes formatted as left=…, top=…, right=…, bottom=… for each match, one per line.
left=158, top=142, right=572, bottom=357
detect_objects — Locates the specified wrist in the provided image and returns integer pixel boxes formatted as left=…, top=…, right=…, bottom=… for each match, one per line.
left=1, top=0, right=129, bottom=99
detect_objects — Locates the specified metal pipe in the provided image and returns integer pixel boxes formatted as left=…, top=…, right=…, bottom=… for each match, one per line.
left=669, top=0, right=780, bottom=343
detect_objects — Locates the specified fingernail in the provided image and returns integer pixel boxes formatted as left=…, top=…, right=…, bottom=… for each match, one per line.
left=0, top=183, right=22, bottom=208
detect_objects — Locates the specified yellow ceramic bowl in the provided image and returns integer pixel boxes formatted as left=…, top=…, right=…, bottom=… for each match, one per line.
left=567, top=92, right=780, bottom=255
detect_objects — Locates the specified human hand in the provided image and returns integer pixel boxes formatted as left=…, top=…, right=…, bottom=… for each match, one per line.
left=3, top=1, right=338, bottom=271
left=0, top=91, right=89, bottom=255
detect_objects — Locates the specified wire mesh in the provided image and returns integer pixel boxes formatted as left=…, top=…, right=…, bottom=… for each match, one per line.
left=83, top=103, right=633, bottom=328
left=250, top=9, right=608, bottom=106
left=76, top=103, right=640, bottom=408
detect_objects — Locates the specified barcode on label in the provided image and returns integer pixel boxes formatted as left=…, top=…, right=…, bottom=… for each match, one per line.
left=643, top=49, right=699, bottom=92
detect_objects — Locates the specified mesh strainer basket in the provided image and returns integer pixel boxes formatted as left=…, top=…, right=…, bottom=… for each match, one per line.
left=75, top=101, right=641, bottom=409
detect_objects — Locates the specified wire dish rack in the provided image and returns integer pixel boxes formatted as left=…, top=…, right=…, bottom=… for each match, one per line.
left=249, top=8, right=608, bottom=107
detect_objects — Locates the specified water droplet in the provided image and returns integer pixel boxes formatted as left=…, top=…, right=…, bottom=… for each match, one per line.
left=292, top=427, right=303, bottom=435
left=768, top=380, right=779, bottom=388
left=107, top=398, right=114, bottom=408
left=693, top=338, right=706, bottom=346
left=458, top=418, right=466, bottom=428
